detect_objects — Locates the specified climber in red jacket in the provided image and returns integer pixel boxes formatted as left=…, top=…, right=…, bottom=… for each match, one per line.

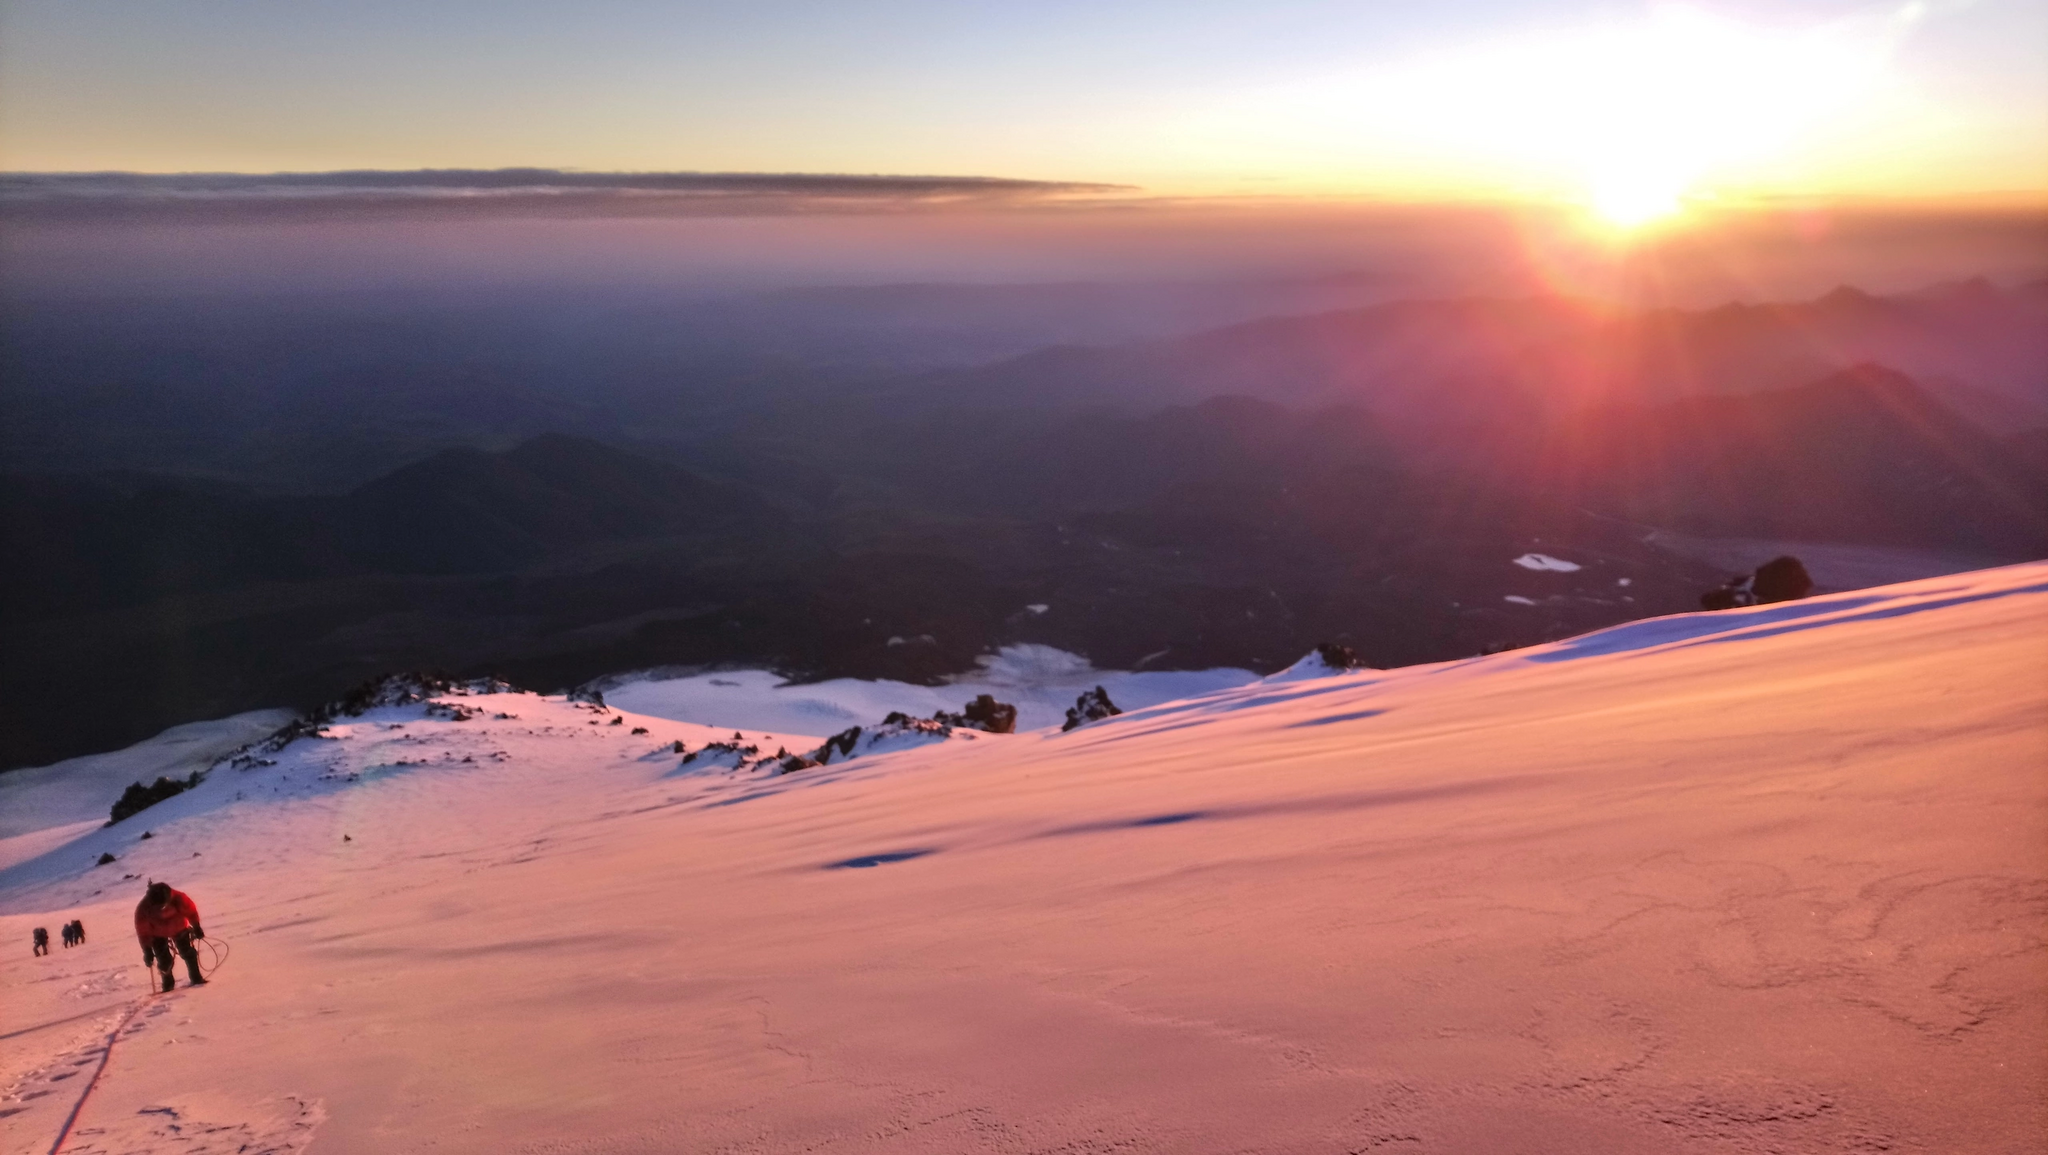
left=135, top=881, right=207, bottom=992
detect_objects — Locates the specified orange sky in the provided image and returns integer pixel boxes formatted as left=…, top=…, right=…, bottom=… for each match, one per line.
left=2, top=1, right=2044, bottom=220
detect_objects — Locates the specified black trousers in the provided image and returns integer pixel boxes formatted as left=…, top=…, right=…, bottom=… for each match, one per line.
left=147, top=930, right=203, bottom=982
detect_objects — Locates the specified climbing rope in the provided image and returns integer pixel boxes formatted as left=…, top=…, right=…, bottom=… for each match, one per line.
left=128, top=934, right=231, bottom=985
left=195, top=935, right=231, bottom=978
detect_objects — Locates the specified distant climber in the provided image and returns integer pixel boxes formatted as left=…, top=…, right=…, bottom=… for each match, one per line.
left=71, top=918, right=87, bottom=945
left=31, top=926, right=49, bottom=956
left=135, top=881, right=208, bottom=991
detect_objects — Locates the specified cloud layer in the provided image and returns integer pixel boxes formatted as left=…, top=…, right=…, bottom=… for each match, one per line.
left=0, top=169, right=1131, bottom=222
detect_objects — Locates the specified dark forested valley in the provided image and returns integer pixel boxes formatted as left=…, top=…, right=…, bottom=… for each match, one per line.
left=5, top=278, right=2044, bottom=768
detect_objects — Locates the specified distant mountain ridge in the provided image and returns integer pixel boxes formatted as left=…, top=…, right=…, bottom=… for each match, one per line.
left=818, top=364, right=2046, bottom=555
left=1499, top=364, right=2048, bottom=552
left=4, top=281, right=2043, bottom=774
left=919, top=279, right=2048, bottom=430
left=1, top=434, right=777, bottom=619
left=341, top=433, right=772, bottom=573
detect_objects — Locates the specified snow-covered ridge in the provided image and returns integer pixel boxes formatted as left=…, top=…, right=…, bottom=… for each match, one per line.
left=2, top=562, right=2043, bottom=1152
left=600, top=643, right=1258, bottom=735
left=0, top=709, right=294, bottom=856
left=0, top=646, right=1218, bottom=873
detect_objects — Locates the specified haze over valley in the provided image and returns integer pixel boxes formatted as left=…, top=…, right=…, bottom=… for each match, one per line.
left=4, top=257, right=2043, bottom=769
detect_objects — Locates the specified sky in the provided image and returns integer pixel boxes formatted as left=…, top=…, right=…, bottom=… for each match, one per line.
left=2, top=0, right=2045, bottom=212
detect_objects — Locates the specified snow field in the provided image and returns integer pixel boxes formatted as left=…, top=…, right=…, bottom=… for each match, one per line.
left=1, top=563, right=2043, bottom=1153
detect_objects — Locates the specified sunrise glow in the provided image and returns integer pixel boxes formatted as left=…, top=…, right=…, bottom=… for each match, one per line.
left=1168, top=4, right=1926, bottom=211
left=1587, top=171, right=1686, bottom=229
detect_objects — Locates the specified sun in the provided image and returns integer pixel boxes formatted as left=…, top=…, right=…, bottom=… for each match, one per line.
left=1588, top=170, right=1686, bottom=229
left=1207, top=5, right=1908, bottom=223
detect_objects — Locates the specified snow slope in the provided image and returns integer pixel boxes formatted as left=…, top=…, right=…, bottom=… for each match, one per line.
left=3, top=564, right=2044, bottom=1154
left=602, top=643, right=1259, bottom=735
left=0, top=709, right=299, bottom=883
left=0, top=711, right=296, bottom=843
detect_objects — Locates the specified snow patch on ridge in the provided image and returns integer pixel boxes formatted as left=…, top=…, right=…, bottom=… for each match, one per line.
left=604, top=644, right=1258, bottom=735
left=1264, top=649, right=1374, bottom=683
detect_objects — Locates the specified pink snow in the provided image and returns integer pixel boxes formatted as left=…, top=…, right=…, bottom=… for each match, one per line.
left=3, top=563, right=2044, bottom=1153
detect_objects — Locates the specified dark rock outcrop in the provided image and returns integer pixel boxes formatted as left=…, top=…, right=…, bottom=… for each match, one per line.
left=1700, top=576, right=1755, bottom=611
left=817, top=727, right=863, bottom=763
left=1315, top=642, right=1362, bottom=670
left=935, top=694, right=1018, bottom=734
left=328, top=671, right=457, bottom=717
left=1062, top=686, right=1122, bottom=732
left=1701, top=555, right=1814, bottom=611
left=109, top=772, right=204, bottom=825
left=799, top=711, right=972, bottom=768
left=1752, top=555, right=1815, bottom=604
